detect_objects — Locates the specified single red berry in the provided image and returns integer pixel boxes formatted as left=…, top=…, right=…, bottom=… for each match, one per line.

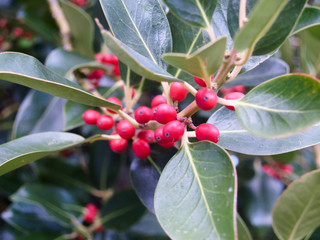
left=151, top=95, right=167, bottom=108
left=170, top=82, right=188, bottom=102
left=96, top=115, right=114, bottom=130
left=109, top=134, right=128, bottom=153
left=195, top=123, right=220, bottom=143
left=159, top=141, right=175, bottom=148
left=77, top=234, right=85, bottom=240
left=132, top=139, right=151, bottom=159
left=113, top=64, right=120, bottom=76
left=232, top=85, right=246, bottom=93
left=83, top=204, right=98, bottom=222
left=107, top=96, right=122, bottom=114
left=83, top=110, right=100, bottom=125
left=0, top=18, right=7, bottom=28
left=23, top=32, right=33, bottom=40
left=155, top=126, right=167, bottom=144
left=194, top=76, right=207, bottom=87
left=102, top=54, right=119, bottom=65
left=137, top=130, right=155, bottom=143
left=88, top=69, right=104, bottom=80
left=13, top=27, right=23, bottom=38
left=280, top=164, right=294, bottom=175
left=134, top=106, right=153, bottom=124
left=72, top=0, right=87, bottom=6
left=163, top=120, right=185, bottom=142
left=96, top=225, right=104, bottom=232
left=153, top=103, right=177, bottom=124
left=224, top=92, right=245, bottom=111
left=195, top=88, right=218, bottom=110
left=262, top=165, right=280, bottom=179
left=116, top=120, right=135, bottom=139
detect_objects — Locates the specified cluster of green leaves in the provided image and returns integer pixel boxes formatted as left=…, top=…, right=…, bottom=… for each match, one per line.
left=0, top=0, right=320, bottom=239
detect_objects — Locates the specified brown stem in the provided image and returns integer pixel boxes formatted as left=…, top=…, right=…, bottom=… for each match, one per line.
left=177, top=101, right=200, bottom=118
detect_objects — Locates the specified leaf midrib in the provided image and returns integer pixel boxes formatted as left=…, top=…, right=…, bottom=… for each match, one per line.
left=183, top=143, right=220, bottom=239
left=195, top=0, right=211, bottom=28
left=119, top=0, right=157, bottom=64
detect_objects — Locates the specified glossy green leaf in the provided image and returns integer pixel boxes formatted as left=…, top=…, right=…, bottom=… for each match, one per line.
left=292, top=6, right=320, bottom=35
left=101, top=189, right=146, bottom=231
left=223, top=58, right=289, bottom=87
left=0, top=52, right=121, bottom=109
left=63, top=101, right=90, bottom=131
left=229, top=0, right=306, bottom=55
left=0, top=132, right=85, bottom=176
left=233, top=0, right=289, bottom=52
left=154, top=142, right=236, bottom=239
left=130, top=212, right=167, bottom=237
left=272, top=169, right=320, bottom=240
left=237, top=215, right=252, bottom=240
left=162, top=36, right=227, bottom=78
left=163, top=0, right=217, bottom=28
left=235, top=74, right=320, bottom=138
left=12, top=90, right=65, bottom=139
left=60, top=1, right=95, bottom=58
left=101, top=31, right=179, bottom=82
left=208, top=107, right=320, bottom=155
left=2, top=202, right=64, bottom=233
left=100, top=0, right=172, bottom=68
left=11, top=184, right=80, bottom=227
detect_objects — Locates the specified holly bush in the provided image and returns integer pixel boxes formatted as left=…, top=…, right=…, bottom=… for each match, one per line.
left=0, top=0, right=320, bottom=239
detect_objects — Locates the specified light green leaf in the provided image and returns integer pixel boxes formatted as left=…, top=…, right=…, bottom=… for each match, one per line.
left=0, top=52, right=120, bottom=110
left=100, top=0, right=172, bottom=68
left=163, top=0, right=217, bottom=28
left=154, top=141, right=236, bottom=239
left=292, top=6, right=320, bottom=35
left=234, top=74, right=320, bottom=138
left=0, top=132, right=85, bottom=176
left=237, top=215, right=252, bottom=240
left=101, top=31, right=179, bottom=82
left=272, top=169, right=320, bottom=240
left=63, top=101, right=90, bottom=131
left=60, top=1, right=95, bottom=58
left=233, top=0, right=289, bottom=52
left=12, top=90, right=65, bottom=139
left=162, top=36, right=227, bottom=78
left=11, top=184, right=80, bottom=227
left=208, top=107, right=320, bottom=155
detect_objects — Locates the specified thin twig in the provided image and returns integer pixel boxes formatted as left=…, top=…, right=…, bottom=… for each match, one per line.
left=239, top=0, right=247, bottom=29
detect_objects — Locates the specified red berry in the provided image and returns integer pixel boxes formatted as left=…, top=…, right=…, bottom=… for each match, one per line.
left=224, top=92, right=245, bottom=111
left=132, top=139, right=151, bottom=158
left=163, top=120, right=185, bottom=142
left=84, top=204, right=98, bottom=222
left=137, top=130, right=155, bottom=143
left=113, top=64, right=120, bottom=76
left=96, top=115, right=114, bottom=130
left=153, top=103, right=177, bottom=124
left=23, top=32, right=33, bottom=40
left=159, top=141, right=175, bottom=148
left=88, top=69, right=104, bottom=80
left=170, top=82, right=188, bottom=101
left=134, top=106, right=153, bottom=124
left=194, top=76, right=207, bottom=87
left=280, top=164, right=294, bottom=175
left=107, top=96, right=122, bottom=114
left=195, top=123, right=220, bottom=143
left=109, top=134, right=128, bottom=153
left=116, top=120, right=135, bottom=139
left=102, top=54, right=118, bottom=65
left=13, top=27, right=23, bottom=38
left=77, top=234, right=85, bottom=240
left=155, top=126, right=167, bottom=144
left=195, top=88, right=218, bottom=110
left=95, top=53, right=104, bottom=62
left=83, top=110, right=100, bottom=125
left=232, top=85, right=246, bottom=93
left=151, top=95, right=167, bottom=108
left=262, top=165, right=280, bottom=179
left=72, top=0, right=87, bottom=6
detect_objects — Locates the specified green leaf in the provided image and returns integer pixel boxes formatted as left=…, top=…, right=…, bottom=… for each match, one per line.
left=100, top=0, right=172, bottom=68
left=2, top=202, right=64, bottom=233
left=130, top=212, right=167, bottom=237
left=12, top=90, right=65, bottom=139
left=237, top=215, right=252, bottom=240
left=163, top=0, right=217, bottom=28
left=235, top=74, right=320, bottom=138
left=208, top=107, right=320, bottom=155
left=101, top=189, right=146, bottom=231
left=0, top=132, right=85, bottom=176
left=154, top=142, right=236, bottom=239
left=63, top=101, right=90, bottom=131
left=101, top=31, right=179, bottom=82
left=229, top=0, right=306, bottom=55
left=233, top=0, right=290, bottom=52
left=0, top=52, right=120, bottom=109
left=60, top=1, right=95, bottom=58
left=162, top=36, right=227, bottom=78
left=223, top=58, right=289, bottom=87
left=292, top=6, right=320, bottom=35
left=272, top=169, right=320, bottom=240
left=11, top=184, right=80, bottom=227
